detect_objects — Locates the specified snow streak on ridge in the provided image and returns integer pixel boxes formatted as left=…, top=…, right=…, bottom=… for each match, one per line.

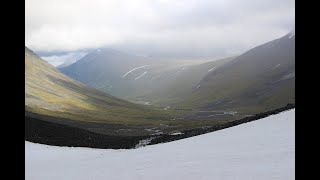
left=208, top=67, right=216, bottom=72
left=273, top=64, right=281, bottom=69
left=122, top=65, right=150, bottom=78
left=135, top=71, right=148, bottom=80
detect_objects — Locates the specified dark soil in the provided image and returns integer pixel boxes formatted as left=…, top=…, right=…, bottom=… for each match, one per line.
left=150, top=103, right=295, bottom=145
left=25, top=103, right=295, bottom=149
left=25, top=115, right=149, bottom=149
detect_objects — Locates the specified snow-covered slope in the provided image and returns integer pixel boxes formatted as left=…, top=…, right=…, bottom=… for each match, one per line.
left=25, top=109, right=295, bottom=180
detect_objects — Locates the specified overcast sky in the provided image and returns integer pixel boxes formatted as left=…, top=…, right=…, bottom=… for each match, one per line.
left=25, top=0, right=295, bottom=66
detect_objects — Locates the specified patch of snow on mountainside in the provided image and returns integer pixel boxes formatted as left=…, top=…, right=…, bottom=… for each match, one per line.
left=135, top=137, right=156, bottom=148
left=26, top=109, right=295, bottom=180
left=135, top=71, right=148, bottom=80
left=122, top=65, right=150, bottom=78
left=281, top=73, right=295, bottom=81
left=169, top=132, right=184, bottom=135
left=273, top=64, right=281, bottom=69
left=208, top=67, right=216, bottom=72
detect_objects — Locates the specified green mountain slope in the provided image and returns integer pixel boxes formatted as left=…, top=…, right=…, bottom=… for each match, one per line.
left=26, top=47, right=168, bottom=123
left=25, top=47, right=228, bottom=136
left=178, top=32, right=295, bottom=114
left=58, top=32, right=294, bottom=120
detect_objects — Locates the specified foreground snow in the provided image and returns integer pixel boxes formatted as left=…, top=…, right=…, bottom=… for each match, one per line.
left=25, top=109, right=295, bottom=180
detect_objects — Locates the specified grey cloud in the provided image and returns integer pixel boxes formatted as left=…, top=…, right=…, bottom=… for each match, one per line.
left=26, top=0, right=294, bottom=62
left=41, top=52, right=87, bottom=67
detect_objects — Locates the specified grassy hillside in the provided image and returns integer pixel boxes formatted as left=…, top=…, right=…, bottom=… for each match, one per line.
left=26, top=47, right=169, bottom=123
left=26, top=32, right=295, bottom=141
left=59, top=34, right=294, bottom=119
left=176, top=33, right=295, bottom=115
left=25, top=47, right=233, bottom=136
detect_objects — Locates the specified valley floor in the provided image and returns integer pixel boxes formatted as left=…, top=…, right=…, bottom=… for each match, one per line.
left=25, top=109, right=295, bottom=180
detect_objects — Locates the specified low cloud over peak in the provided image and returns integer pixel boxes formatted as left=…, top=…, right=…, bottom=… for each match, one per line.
left=26, top=0, right=294, bottom=62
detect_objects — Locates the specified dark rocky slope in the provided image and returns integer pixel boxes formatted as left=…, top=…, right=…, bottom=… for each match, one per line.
left=26, top=104, right=294, bottom=149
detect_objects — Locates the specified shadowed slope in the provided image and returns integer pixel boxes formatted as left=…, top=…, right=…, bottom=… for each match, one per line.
left=177, top=33, right=295, bottom=114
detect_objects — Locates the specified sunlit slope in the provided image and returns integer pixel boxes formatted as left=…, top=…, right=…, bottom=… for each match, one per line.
left=25, top=47, right=174, bottom=124
left=179, top=33, right=295, bottom=113
left=26, top=47, right=232, bottom=137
